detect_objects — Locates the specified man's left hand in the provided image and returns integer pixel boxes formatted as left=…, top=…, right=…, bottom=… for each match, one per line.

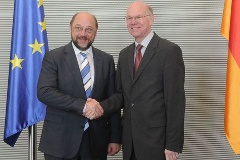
left=108, top=143, right=121, bottom=156
left=165, top=149, right=179, bottom=160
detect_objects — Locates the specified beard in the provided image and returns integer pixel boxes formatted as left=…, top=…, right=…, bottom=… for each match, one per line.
left=72, top=36, right=93, bottom=51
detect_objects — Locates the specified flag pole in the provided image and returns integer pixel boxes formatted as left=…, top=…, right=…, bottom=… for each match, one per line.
left=28, top=125, right=37, bottom=160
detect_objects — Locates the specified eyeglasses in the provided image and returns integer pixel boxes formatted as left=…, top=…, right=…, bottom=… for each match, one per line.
left=125, top=15, right=150, bottom=22
left=73, top=26, right=95, bottom=34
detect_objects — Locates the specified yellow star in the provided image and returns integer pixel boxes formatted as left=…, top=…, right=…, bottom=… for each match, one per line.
left=29, top=39, right=44, bottom=54
left=10, top=54, right=24, bottom=70
left=38, top=18, right=47, bottom=32
left=38, top=0, right=43, bottom=7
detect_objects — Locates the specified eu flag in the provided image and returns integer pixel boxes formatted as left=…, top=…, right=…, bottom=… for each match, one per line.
left=4, top=0, right=49, bottom=147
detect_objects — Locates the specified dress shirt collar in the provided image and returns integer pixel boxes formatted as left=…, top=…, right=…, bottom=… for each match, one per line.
left=72, top=41, right=93, bottom=58
left=135, top=31, right=154, bottom=48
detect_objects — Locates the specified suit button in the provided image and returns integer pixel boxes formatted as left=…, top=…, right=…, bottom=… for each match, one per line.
left=131, top=103, right=134, bottom=106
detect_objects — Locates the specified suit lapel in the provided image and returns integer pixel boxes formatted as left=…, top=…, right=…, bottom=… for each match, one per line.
left=63, top=42, right=86, bottom=96
left=91, top=47, right=102, bottom=97
left=127, top=43, right=135, bottom=81
left=133, top=34, right=159, bottom=84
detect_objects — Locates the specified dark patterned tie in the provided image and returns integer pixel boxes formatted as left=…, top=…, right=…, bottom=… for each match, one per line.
left=134, top=44, right=143, bottom=76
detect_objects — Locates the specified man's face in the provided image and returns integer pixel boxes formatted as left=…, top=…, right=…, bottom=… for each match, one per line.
left=70, top=13, right=97, bottom=51
left=126, top=3, right=154, bottom=43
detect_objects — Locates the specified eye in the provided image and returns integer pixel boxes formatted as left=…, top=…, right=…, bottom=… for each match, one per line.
left=136, top=16, right=142, bottom=20
left=86, top=28, right=93, bottom=33
left=126, top=17, right=133, bottom=21
left=75, top=27, right=82, bottom=32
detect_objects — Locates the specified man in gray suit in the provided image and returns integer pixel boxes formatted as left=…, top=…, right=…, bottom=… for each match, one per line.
left=88, top=1, right=185, bottom=160
left=37, top=12, right=121, bottom=160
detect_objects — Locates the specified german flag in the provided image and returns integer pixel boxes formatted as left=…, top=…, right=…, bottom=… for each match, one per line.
left=221, top=0, right=240, bottom=154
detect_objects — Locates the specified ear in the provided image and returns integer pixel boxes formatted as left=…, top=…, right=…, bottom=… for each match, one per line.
left=149, top=14, right=154, bottom=25
left=69, top=24, right=72, bottom=33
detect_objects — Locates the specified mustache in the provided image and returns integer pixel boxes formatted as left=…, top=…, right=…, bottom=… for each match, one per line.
left=77, top=36, right=88, bottom=40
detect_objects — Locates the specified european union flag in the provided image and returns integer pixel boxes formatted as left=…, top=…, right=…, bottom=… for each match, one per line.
left=4, top=0, right=49, bottom=147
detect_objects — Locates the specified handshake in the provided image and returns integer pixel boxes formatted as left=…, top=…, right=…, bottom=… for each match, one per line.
left=82, top=98, right=104, bottom=120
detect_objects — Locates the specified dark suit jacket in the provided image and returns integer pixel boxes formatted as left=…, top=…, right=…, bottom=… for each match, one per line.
left=37, top=42, right=121, bottom=159
left=101, top=33, right=185, bottom=160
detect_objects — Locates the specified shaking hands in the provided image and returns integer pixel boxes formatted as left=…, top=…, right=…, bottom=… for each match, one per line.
left=83, top=98, right=104, bottom=120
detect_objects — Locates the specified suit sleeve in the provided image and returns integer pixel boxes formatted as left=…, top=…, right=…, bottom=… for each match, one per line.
left=107, top=56, right=122, bottom=143
left=37, top=50, right=86, bottom=115
left=163, top=44, right=185, bottom=153
left=100, top=52, right=124, bottom=115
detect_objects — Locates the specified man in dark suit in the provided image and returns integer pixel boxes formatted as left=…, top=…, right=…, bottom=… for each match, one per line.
left=37, top=12, right=121, bottom=160
left=89, top=1, right=185, bottom=160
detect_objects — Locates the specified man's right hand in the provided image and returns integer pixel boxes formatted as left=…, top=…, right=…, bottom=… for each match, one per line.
left=83, top=98, right=104, bottom=120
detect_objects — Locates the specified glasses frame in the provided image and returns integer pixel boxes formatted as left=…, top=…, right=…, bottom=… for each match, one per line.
left=125, top=15, right=150, bottom=22
left=73, top=26, right=95, bottom=34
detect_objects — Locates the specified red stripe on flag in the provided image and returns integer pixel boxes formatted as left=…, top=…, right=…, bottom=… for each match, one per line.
left=229, top=0, right=240, bottom=68
left=222, top=0, right=240, bottom=154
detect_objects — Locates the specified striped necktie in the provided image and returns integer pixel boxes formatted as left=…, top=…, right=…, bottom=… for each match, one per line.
left=80, top=52, right=91, bottom=98
left=80, top=52, right=91, bottom=130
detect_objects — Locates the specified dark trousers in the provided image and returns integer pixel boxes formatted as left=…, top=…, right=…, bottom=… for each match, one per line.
left=130, top=142, right=137, bottom=160
left=44, top=129, right=107, bottom=160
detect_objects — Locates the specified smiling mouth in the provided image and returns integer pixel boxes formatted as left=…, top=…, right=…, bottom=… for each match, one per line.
left=130, top=26, right=141, bottom=29
left=79, top=39, right=87, bottom=42
left=79, top=36, right=88, bottom=40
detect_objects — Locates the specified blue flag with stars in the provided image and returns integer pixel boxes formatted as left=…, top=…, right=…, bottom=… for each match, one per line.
left=4, top=0, right=49, bottom=147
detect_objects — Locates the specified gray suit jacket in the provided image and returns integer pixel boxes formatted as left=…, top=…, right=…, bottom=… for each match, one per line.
left=37, top=42, right=121, bottom=159
left=101, top=33, right=185, bottom=160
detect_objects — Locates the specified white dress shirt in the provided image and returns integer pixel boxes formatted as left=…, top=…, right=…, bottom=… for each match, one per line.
left=72, top=42, right=95, bottom=89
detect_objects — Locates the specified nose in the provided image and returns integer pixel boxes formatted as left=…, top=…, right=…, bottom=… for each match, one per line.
left=129, top=18, right=136, bottom=25
left=130, top=18, right=137, bottom=24
left=78, top=30, right=87, bottom=36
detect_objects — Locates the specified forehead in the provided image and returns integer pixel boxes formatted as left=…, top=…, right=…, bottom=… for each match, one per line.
left=72, top=14, right=96, bottom=28
left=127, top=3, right=148, bottom=16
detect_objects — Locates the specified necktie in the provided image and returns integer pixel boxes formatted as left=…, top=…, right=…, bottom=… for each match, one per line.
left=80, top=52, right=91, bottom=130
left=134, top=44, right=143, bottom=76
left=80, top=52, right=91, bottom=98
